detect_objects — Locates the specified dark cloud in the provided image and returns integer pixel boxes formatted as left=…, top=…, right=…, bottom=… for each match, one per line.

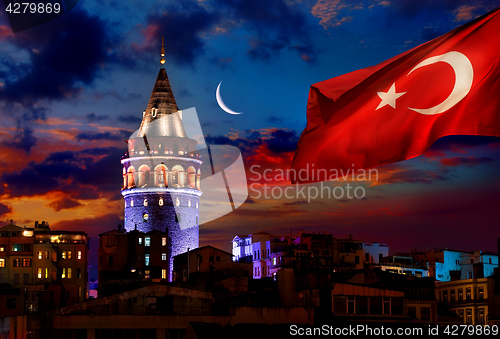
left=1, top=146, right=124, bottom=198
left=75, top=130, right=131, bottom=142
left=440, top=156, right=496, bottom=167
left=146, top=0, right=220, bottom=65
left=220, top=0, right=317, bottom=62
left=47, top=197, right=82, bottom=212
left=2, top=125, right=37, bottom=153
left=46, top=151, right=75, bottom=162
left=118, top=114, right=142, bottom=125
left=0, top=203, right=12, bottom=217
left=0, top=8, right=111, bottom=104
left=86, top=113, right=109, bottom=122
left=429, top=135, right=500, bottom=153
left=378, top=168, right=450, bottom=185
left=267, top=116, right=283, bottom=124
left=266, top=129, right=299, bottom=153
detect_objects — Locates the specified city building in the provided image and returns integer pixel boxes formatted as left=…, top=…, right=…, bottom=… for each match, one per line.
left=98, top=225, right=169, bottom=296
left=435, top=278, right=489, bottom=325
left=378, top=253, right=429, bottom=277
left=172, top=245, right=250, bottom=282
left=0, top=220, right=89, bottom=317
left=362, top=242, right=389, bottom=264
left=120, top=38, right=202, bottom=280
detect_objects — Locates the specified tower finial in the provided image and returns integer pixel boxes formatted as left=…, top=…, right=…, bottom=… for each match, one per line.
left=160, top=36, right=165, bottom=66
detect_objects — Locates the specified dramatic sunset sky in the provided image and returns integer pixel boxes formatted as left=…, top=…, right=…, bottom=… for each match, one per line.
left=0, top=0, right=499, bottom=278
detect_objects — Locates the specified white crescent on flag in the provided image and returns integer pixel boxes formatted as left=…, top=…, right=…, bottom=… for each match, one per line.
left=407, top=51, right=474, bottom=115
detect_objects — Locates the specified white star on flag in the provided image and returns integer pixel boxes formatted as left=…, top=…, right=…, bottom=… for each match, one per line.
left=376, top=82, right=406, bottom=110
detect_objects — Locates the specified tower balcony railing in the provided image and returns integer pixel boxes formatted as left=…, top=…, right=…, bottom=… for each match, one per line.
left=124, top=149, right=202, bottom=159
left=122, top=172, right=201, bottom=191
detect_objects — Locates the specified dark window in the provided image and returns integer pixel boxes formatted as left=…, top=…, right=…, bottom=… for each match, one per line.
left=13, top=258, right=20, bottom=267
left=379, top=254, right=383, bottom=262
left=370, top=297, right=382, bottom=315
left=347, top=296, right=355, bottom=314
left=408, top=307, right=416, bottom=319
left=365, top=253, right=369, bottom=262
left=108, top=256, right=113, bottom=267
left=383, top=297, right=391, bottom=314
left=77, top=268, right=81, bottom=279
left=24, top=244, right=31, bottom=252
left=356, top=296, right=368, bottom=314
left=466, top=287, right=471, bottom=302
left=479, top=287, right=484, bottom=300
left=421, top=307, right=430, bottom=321
left=23, top=273, right=29, bottom=284
left=199, top=256, right=203, bottom=263
left=14, top=273, right=19, bottom=285
left=216, top=256, right=220, bottom=262
left=355, top=256, right=360, bottom=265
left=6, top=298, right=16, bottom=309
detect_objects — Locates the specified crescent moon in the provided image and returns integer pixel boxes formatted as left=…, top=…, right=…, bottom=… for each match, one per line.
left=216, top=81, right=243, bottom=115
left=407, top=51, right=473, bottom=115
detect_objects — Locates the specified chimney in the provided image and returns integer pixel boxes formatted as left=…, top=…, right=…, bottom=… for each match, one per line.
left=35, top=221, right=39, bottom=228
left=41, top=221, right=45, bottom=227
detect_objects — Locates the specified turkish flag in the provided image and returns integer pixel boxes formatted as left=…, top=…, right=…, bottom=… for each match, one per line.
left=291, top=7, right=500, bottom=183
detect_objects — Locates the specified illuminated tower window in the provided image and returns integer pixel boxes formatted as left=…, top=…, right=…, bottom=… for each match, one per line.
left=162, top=253, right=166, bottom=260
left=175, top=198, right=180, bottom=206
left=162, top=237, right=167, bottom=246
left=196, top=202, right=198, bottom=209
left=143, top=213, right=149, bottom=222
left=144, top=199, right=148, bottom=206
left=188, top=200, right=191, bottom=207
left=159, top=197, right=163, bottom=206
left=145, top=237, right=150, bottom=247
left=145, top=254, right=150, bottom=266
left=131, top=200, right=134, bottom=207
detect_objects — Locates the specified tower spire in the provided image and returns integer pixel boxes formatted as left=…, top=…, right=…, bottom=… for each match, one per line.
left=160, top=36, right=165, bottom=66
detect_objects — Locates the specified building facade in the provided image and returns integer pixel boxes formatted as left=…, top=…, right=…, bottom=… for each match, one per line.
left=98, top=226, right=170, bottom=296
left=0, top=220, right=88, bottom=317
left=121, top=42, right=202, bottom=280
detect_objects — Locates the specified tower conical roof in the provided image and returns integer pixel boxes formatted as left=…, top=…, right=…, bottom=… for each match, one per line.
left=134, top=67, right=188, bottom=138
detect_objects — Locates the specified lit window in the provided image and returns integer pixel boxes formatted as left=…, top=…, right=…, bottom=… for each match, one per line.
left=22, top=259, right=31, bottom=267
left=175, top=198, right=180, bottom=206
left=144, top=199, right=148, bottom=206
left=162, top=269, right=167, bottom=280
left=162, top=253, right=167, bottom=260
left=38, top=268, right=42, bottom=279
left=68, top=268, right=72, bottom=279
left=145, top=254, right=150, bottom=266
left=139, top=238, right=142, bottom=245
left=162, top=237, right=167, bottom=246
left=196, top=202, right=198, bottom=208
left=145, top=270, right=150, bottom=278
left=145, top=237, right=150, bottom=247
left=45, top=268, right=48, bottom=279
left=13, top=258, right=20, bottom=267
left=79, top=286, right=82, bottom=298
left=0, top=245, right=4, bottom=251
left=45, top=251, right=49, bottom=260
left=159, top=198, right=164, bottom=206
left=188, top=200, right=191, bottom=207
left=61, top=252, right=67, bottom=259
left=68, top=251, right=72, bottom=259
left=62, top=268, right=66, bottom=278
left=131, top=200, right=134, bottom=207
left=77, top=251, right=82, bottom=260
left=77, top=268, right=81, bottom=278
left=0, top=258, right=5, bottom=267
left=143, top=213, right=148, bottom=222
left=38, top=251, right=42, bottom=260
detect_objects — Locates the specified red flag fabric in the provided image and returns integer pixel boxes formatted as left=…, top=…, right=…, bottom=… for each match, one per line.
left=291, top=7, right=500, bottom=184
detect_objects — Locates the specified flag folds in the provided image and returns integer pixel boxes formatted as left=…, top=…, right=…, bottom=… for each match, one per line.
left=291, top=7, right=500, bottom=183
